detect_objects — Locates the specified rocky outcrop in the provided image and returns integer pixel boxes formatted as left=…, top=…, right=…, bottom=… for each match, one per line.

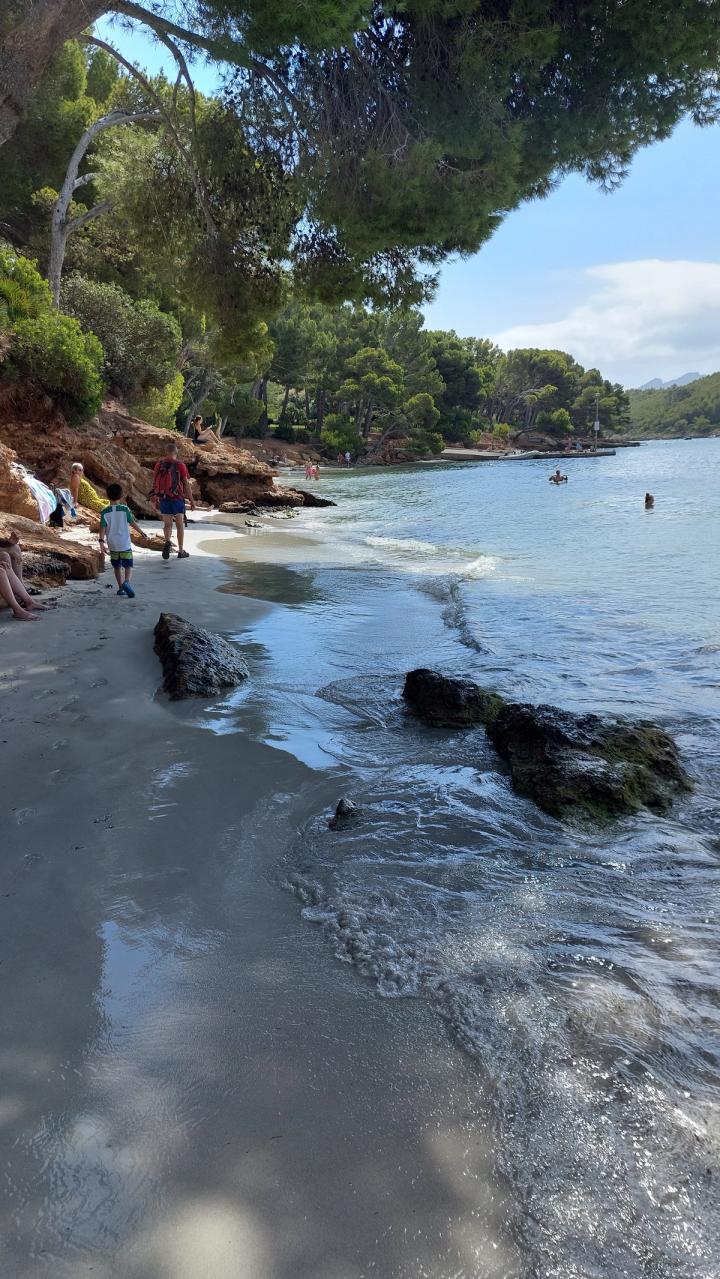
left=403, top=668, right=692, bottom=821
left=219, top=487, right=336, bottom=513
left=153, top=612, right=249, bottom=699
left=328, top=797, right=359, bottom=829
left=403, top=668, right=505, bottom=727
left=487, top=702, right=692, bottom=821
left=0, top=441, right=40, bottom=520
left=0, top=388, right=280, bottom=517
left=0, top=513, right=103, bottom=584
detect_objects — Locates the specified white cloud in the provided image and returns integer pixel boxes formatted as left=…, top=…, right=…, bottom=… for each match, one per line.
left=493, top=260, right=720, bottom=386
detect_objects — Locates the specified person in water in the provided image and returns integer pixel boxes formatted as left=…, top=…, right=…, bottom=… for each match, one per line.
left=549, top=469, right=568, bottom=483
left=645, top=492, right=655, bottom=509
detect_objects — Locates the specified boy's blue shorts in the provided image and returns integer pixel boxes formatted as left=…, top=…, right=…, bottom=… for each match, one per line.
left=110, top=551, right=133, bottom=567
left=159, top=497, right=185, bottom=515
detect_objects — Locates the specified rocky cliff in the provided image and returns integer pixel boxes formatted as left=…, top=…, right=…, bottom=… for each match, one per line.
left=0, top=388, right=278, bottom=516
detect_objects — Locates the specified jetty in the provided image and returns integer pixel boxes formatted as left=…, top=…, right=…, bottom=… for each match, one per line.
left=441, top=447, right=617, bottom=462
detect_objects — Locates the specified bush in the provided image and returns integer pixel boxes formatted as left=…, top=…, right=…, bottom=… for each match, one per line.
left=536, top=408, right=573, bottom=435
left=8, top=311, right=103, bottom=420
left=0, top=242, right=53, bottom=329
left=131, top=371, right=184, bottom=430
left=492, top=421, right=512, bottom=438
left=61, top=275, right=182, bottom=396
left=320, top=415, right=363, bottom=456
left=273, top=422, right=296, bottom=443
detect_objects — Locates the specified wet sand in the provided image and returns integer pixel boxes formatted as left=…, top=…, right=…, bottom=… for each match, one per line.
left=1, top=520, right=515, bottom=1279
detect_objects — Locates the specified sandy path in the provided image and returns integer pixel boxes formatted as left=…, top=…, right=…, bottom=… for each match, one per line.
left=0, top=524, right=515, bottom=1279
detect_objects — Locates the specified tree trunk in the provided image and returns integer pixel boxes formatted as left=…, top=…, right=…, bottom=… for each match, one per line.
left=362, top=400, right=374, bottom=439
left=279, top=384, right=290, bottom=422
left=0, top=0, right=108, bottom=149
left=49, top=108, right=157, bottom=305
left=316, top=386, right=325, bottom=433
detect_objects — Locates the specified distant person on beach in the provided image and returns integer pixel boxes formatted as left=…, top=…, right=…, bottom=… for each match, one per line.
left=69, top=462, right=83, bottom=509
left=344, top=451, right=352, bottom=466
left=0, top=550, right=50, bottom=620
left=313, top=464, right=320, bottom=480
left=645, top=492, right=655, bottom=509
left=305, top=461, right=313, bottom=480
left=152, top=441, right=195, bottom=560
left=191, top=415, right=219, bottom=446
left=337, top=453, right=343, bottom=466
left=99, top=483, right=149, bottom=598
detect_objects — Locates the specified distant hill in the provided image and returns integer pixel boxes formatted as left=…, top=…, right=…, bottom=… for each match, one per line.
left=620, top=371, right=720, bottom=438
left=637, top=372, right=701, bottom=390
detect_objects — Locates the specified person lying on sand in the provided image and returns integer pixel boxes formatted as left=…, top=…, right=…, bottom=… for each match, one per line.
left=0, top=552, right=51, bottom=620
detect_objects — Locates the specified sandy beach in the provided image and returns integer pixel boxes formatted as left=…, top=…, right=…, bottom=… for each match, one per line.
left=1, top=518, right=515, bottom=1279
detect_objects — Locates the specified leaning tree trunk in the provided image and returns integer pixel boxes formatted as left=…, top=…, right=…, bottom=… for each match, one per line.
left=279, top=384, right=290, bottom=422
left=0, top=0, right=108, bottom=149
left=49, top=108, right=157, bottom=305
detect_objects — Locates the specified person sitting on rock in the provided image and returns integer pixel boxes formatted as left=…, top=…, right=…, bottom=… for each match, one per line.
left=69, top=462, right=84, bottom=510
left=0, top=551, right=51, bottom=620
left=191, top=415, right=220, bottom=446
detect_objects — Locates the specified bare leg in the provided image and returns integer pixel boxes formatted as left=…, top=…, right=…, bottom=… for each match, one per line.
left=1, top=560, right=50, bottom=610
left=175, top=514, right=185, bottom=553
left=8, top=545, right=22, bottom=578
left=0, top=566, right=37, bottom=619
left=162, top=514, right=174, bottom=547
left=112, top=562, right=124, bottom=588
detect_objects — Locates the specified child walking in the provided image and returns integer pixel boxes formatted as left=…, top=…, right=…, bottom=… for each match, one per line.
left=99, top=483, right=149, bottom=598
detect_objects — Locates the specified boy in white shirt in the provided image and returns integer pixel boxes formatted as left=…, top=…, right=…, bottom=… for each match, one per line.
left=99, top=482, right=149, bottom=598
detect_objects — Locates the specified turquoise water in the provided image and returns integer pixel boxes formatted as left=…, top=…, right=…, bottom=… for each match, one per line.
left=222, top=440, right=720, bottom=1278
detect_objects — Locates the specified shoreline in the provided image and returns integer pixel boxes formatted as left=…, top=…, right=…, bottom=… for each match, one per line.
left=1, top=518, right=515, bottom=1279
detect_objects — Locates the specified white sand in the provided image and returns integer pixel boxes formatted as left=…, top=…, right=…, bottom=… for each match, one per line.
left=0, top=520, right=516, bottom=1279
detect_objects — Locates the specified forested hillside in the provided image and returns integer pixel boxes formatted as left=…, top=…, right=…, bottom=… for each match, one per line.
left=625, top=373, right=720, bottom=438
left=1, top=3, right=717, bottom=458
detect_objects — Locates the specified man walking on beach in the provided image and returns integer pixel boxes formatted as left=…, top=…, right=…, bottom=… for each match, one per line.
left=152, top=440, right=196, bottom=560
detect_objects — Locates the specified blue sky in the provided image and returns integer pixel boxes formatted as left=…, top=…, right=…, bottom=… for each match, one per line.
left=97, top=15, right=720, bottom=387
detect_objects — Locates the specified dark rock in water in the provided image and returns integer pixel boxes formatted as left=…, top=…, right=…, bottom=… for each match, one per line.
left=154, top=612, right=249, bottom=700
left=487, top=702, right=692, bottom=821
left=402, top=668, right=505, bottom=727
left=256, top=487, right=336, bottom=509
left=219, top=500, right=256, bottom=514
left=328, top=797, right=359, bottom=829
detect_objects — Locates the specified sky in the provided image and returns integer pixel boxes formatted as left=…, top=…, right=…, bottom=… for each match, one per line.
left=97, top=15, right=720, bottom=388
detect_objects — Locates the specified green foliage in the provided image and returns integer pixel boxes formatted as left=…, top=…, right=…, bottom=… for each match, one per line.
left=61, top=275, right=182, bottom=396
left=131, top=371, right=185, bottom=430
left=321, top=416, right=363, bottom=456
left=8, top=312, right=103, bottom=421
left=625, top=373, right=720, bottom=437
left=0, top=242, right=52, bottom=327
left=536, top=408, right=574, bottom=435
left=492, top=422, right=512, bottom=438
left=0, top=244, right=103, bottom=419
left=273, top=422, right=297, bottom=443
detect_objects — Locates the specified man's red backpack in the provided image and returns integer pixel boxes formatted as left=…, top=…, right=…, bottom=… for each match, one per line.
left=152, top=459, right=184, bottom=500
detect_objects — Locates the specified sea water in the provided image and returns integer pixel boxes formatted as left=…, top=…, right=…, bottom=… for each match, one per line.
left=221, top=440, right=720, bottom=1277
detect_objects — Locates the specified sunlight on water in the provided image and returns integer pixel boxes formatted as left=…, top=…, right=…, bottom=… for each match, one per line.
left=223, top=441, right=720, bottom=1278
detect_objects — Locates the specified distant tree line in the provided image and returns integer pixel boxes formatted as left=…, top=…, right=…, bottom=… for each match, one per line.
left=624, top=374, right=720, bottom=438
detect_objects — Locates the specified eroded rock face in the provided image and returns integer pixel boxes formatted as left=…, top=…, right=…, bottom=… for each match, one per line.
left=154, top=612, right=249, bottom=700
left=403, top=668, right=505, bottom=727
left=487, top=702, right=692, bottom=821
left=0, top=513, right=103, bottom=581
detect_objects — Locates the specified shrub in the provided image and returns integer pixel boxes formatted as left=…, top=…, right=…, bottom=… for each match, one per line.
left=536, top=408, right=573, bottom=435
left=492, top=421, right=512, bottom=438
left=61, top=275, right=182, bottom=396
left=9, top=311, right=103, bottom=420
left=0, top=242, right=52, bottom=329
left=320, top=415, right=363, bottom=456
left=131, top=371, right=184, bottom=430
left=273, top=422, right=296, bottom=443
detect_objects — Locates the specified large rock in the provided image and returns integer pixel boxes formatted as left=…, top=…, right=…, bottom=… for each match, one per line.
left=0, top=441, right=40, bottom=520
left=154, top=612, right=249, bottom=700
left=487, top=701, right=692, bottom=821
left=403, top=668, right=505, bottom=727
left=0, top=389, right=280, bottom=517
left=0, top=513, right=103, bottom=581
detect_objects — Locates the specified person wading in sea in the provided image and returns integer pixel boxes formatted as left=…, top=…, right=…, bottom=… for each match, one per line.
left=151, top=440, right=196, bottom=560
